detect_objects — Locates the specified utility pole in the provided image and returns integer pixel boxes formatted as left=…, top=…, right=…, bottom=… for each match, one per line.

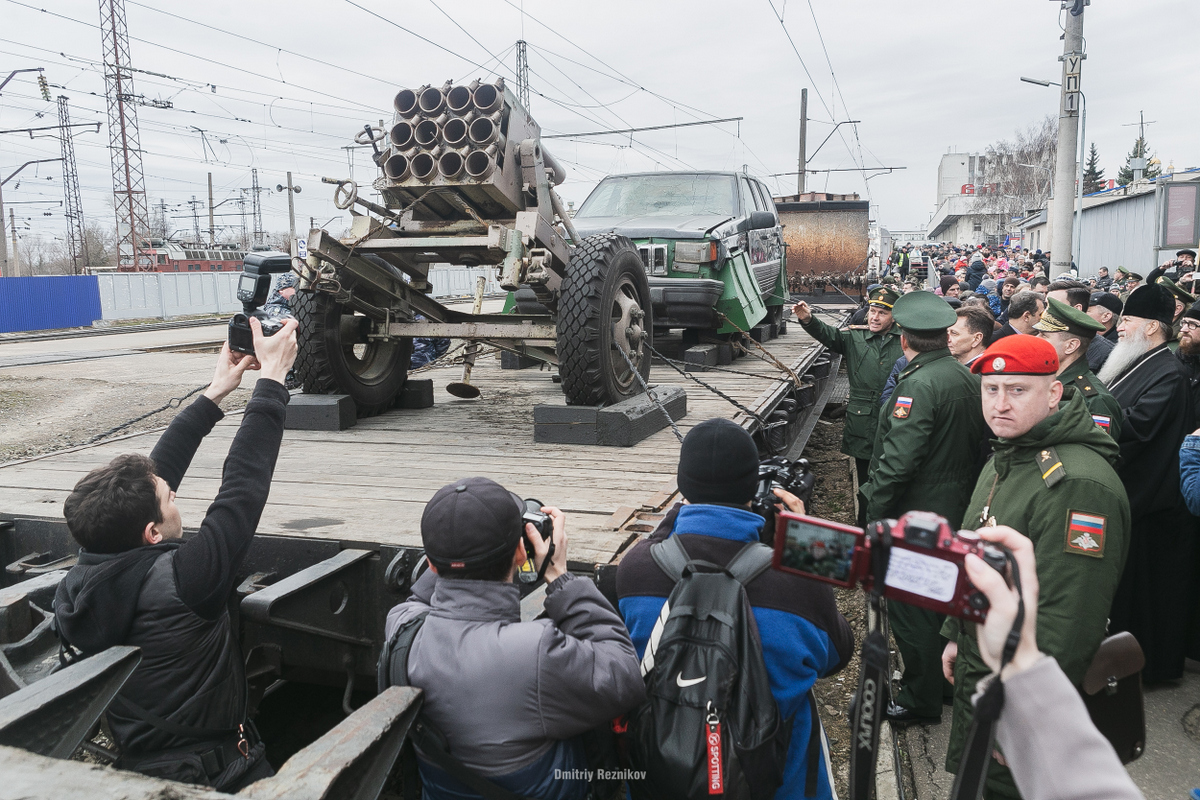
left=58, top=96, right=88, bottom=274
left=99, top=0, right=152, bottom=271
left=251, top=167, right=264, bottom=246
left=207, top=172, right=215, bottom=246
left=277, top=172, right=300, bottom=256
left=189, top=196, right=201, bottom=243
left=796, top=88, right=807, bottom=196
left=0, top=68, right=45, bottom=277
left=9, top=208, right=18, bottom=276
left=515, top=40, right=530, bottom=111
left=237, top=192, right=248, bottom=249
left=1049, top=1, right=1086, bottom=278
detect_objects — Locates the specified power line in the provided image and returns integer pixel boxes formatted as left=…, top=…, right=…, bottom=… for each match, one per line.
left=544, top=118, right=743, bottom=139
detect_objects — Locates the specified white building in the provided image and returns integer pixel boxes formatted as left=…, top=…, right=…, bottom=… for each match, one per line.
left=926, top=152, right=1009, bottom=245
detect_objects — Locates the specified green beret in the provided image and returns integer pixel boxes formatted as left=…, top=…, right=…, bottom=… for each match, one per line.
left=868, top=285, right=900, bottom=308
left=1156, top=276, right=1195, bottom=305
left=892, top=290, right=957, bottom=332
left=1032, top=296, right=1105, bottom=338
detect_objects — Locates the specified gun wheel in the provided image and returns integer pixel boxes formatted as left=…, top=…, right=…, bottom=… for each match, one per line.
left=557, top=233, right=653, bottom=406
left=292, top=290, right=411, bottom=417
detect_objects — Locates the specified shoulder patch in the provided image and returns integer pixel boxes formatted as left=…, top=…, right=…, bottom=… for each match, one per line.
left=1092, top=414, right=1112, bottom=433
left=893, top=396, right=913, bottom=418
left=1064, top=510, right=1106, bottom=558
left=1074, top=375, right=1099, bottom=397
left=1036, top=446, right=1066, bottom=488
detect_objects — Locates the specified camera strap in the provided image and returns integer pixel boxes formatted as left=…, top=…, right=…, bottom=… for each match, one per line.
left=949, top=546, right=1023, bottom=800
left=849, top=522, right=892, bottom=800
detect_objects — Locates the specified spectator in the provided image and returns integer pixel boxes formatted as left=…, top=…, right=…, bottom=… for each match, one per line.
left=948, top=306, right=992, bottom=367
left=383, top=478, right=645, bottom=800
left=1095, top=266, right=1113, bottom=291
left=1031, top=297, right=1122, bottom=439
left=1088, top=292, right=1122, bottom=345
left=1098, top=284, right=1198, bottom=683
left=997, top=276, right=1020, bottom=322
left=964, top=526, right=1145, bottom=800
left=1177, top=301, right=1200, bottom=424
left=1029, top=276, right=1051, bottom=296
left=54, top=323, right=298, bottom=791
left=617, top=419, right=853, bottom=800
left=993, top=291, right=1045, bottom=341
left=966, top=257, right=988, bottom=291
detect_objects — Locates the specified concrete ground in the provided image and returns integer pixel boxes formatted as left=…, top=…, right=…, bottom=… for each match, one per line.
left=903, top=660, right=1200, bottom=798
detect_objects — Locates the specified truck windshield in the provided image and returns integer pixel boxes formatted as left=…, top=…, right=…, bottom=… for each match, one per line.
left=575, top=174, right=737, bottom=219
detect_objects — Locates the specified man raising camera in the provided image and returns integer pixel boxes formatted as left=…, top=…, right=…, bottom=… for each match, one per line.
left=383, top=478, right=645, bottom=800
left=942, top=335, right=1130, bottom=799
left=54, top=318, right=297, bottom=791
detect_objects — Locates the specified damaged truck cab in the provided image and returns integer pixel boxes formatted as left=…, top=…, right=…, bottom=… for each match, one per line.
left=572, top=171, right=789, bottom=339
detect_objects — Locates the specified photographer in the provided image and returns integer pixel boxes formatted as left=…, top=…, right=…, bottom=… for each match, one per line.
left=383, top=477, right=645, bottom=800
left=964, top=526, right=1144, bottom=800
left=617, top=419, right=854, bottom=799
left=54, top=318, right=297, bottom=791
left=942, top=335, right=1130, bottom=798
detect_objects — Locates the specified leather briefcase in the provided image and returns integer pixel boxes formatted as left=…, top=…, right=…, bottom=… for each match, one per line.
left=1080, top=632, right=1146, bottom=764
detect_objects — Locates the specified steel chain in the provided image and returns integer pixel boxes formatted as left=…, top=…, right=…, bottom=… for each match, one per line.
left=616, top=345, right=684, bottom=444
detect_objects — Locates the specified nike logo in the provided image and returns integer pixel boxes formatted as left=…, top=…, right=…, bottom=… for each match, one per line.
left=675, top=672, right=707, bottom=688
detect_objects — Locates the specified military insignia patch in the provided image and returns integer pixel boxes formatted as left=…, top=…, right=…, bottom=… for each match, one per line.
left=1064, top=511, right=1106, bottom=558
left=893, top=396, right=913, bottom=419
left=1092, top=414, right=1111, bottom=431
left=992, top=357, right=1006, bottom=372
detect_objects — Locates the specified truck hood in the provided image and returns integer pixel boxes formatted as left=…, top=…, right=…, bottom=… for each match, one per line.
left=572, top=214, right=733, bottom=241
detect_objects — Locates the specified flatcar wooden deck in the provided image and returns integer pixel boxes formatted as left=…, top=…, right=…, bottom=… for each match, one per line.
left=0, top=325, right=828, bottom=565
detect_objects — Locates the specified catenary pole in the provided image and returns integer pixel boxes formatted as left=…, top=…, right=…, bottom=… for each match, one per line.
left=1050, top=4, right=1085, bottom=278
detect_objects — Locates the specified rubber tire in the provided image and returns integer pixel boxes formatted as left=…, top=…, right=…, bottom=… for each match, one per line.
left=557, top=233, right=653, bottom=406
left=292, top=290, right=412, bottom=417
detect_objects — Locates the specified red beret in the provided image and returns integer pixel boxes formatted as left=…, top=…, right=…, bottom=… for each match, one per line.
left=971, top=334, right=1059, bottom=376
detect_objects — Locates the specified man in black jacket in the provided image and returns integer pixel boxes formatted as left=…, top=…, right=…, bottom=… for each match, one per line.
left=54, top=317, right=297, bottom=791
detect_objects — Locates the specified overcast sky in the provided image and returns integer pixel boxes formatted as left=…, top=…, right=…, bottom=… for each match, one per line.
left=2, top=0, right=1196, bottom=250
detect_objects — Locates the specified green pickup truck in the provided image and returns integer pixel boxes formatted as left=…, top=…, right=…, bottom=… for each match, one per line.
left=570, top=171, right=790, bottom=340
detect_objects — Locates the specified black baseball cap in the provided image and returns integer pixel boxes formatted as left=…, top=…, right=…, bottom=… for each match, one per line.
left=421, top=477, right=524, bottom=572
left=1089, top=292, right=1123, bottom=316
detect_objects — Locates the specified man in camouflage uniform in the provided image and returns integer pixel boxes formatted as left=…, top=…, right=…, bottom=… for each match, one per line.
left=860, top=291, right=986, bottom=724
left=1032, top=297, right=1123, bottom=439
left=793, top=286, right=903, bottom=488
left=943, top=334, right=1129, bottom=798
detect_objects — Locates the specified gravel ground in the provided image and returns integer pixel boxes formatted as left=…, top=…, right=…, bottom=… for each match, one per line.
left=803, top=406, right=867, bottom=799
left=0, top=374, right=251, bottom=464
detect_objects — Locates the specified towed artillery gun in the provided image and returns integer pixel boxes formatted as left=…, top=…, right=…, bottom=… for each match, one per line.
left=292, top=78, right=652, bottom=415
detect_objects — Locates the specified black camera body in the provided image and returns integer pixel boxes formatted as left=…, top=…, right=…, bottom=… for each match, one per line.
left=228, top=251, right=295, bottom=356
left=522, top=498, right=553, bottom=540
left=750, top=457, right=816, bottom=541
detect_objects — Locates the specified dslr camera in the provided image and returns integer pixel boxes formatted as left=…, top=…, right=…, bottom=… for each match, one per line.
left=228, top=251, right=296, bottom=356
left=750, top=457, right=816, bottom=542
left=772, top=509, right=1007, bottom=622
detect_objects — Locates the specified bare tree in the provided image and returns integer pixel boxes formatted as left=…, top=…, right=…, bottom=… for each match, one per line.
left=971, top=115, right=1058, bottom=223
left=83, top=221, right=116, bottom=268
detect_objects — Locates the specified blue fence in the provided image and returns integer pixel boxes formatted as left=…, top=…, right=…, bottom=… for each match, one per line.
left=0, top=276, right=102, bottom=333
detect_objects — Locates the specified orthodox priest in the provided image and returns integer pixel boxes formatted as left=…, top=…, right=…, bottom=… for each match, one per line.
left=1098, top=284, right=1197, bottom=682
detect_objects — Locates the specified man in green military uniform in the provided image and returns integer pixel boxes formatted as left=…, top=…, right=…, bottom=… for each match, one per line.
left=793, top=286, right=903, bottom=488
left=942, top=335, right=1130, bottom=798
left=1032, top=297, right=1123, bottom=439
left=859, top=291, right=986, bottom=724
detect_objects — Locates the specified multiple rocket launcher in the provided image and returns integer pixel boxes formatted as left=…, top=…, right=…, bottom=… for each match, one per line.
left=379, top=78, right=565, bottom=219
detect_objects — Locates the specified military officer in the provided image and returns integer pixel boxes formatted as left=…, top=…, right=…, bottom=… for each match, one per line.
left=859, top=291, right=986, bottom=724
left=1032, top=297, right=1123, bottom=439
left=793, top=285, right=903, bottom=488
left=942, top=334, right=1130, bottom=799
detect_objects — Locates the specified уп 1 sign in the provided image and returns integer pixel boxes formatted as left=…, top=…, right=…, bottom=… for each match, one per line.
left=1161, top=182, right=1200, bottom=249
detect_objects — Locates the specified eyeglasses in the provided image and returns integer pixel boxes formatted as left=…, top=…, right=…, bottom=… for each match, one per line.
left=1181, top=320, right=1200, bottom=332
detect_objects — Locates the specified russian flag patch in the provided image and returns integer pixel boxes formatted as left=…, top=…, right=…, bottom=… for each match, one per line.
left=1065, top=510, right=1106, bottom=558
left=1092, top=414, right=1111, bottom=431
left=893, top=396, right=913, bottom=419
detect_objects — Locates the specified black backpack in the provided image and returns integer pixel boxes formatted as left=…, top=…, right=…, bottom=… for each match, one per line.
left=627, top=536, right=795, bottom=800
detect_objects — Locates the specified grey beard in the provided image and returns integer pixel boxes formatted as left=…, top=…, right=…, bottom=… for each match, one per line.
left=1098, top=329, right=1153, bottom=384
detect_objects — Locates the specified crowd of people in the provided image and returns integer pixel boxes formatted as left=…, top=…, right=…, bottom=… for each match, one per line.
left=44, top=241, right=1200, bottom=800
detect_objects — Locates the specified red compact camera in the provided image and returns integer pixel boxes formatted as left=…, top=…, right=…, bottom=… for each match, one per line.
left=771, top=510, right=1008, bottom=622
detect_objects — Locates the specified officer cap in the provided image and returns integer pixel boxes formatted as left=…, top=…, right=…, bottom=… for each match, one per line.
left=1157, top=276, right=1195, bottom=305
left=891, top=290, right=957, bottom=333
left=1033, top=296, right=1105, bottom=338
left=1178, top=249, right=1197, bottom=259
left=971, top=334, right=1059, bottom=376
left=868, top=285, right=900, bottom=309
